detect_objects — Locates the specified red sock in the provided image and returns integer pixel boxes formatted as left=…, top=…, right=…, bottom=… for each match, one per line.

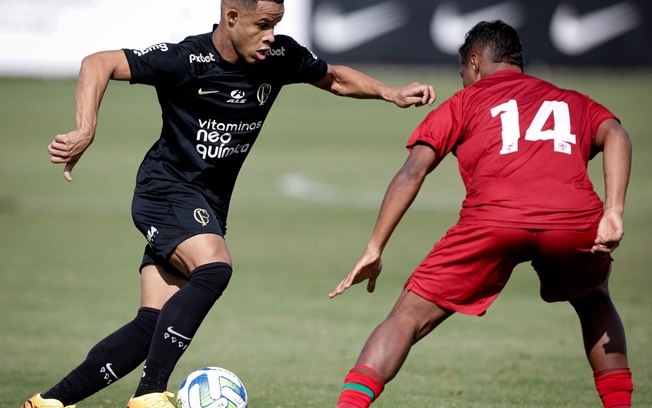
left=594, top=368, right=633, bottom=408
left=337, top=366, right=385, bottom=408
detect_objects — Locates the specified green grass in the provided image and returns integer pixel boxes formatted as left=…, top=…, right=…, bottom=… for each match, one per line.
left=0, top=66, right=650, bottom=407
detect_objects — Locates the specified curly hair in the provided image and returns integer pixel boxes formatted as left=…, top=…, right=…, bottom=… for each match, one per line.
left=458, top=20, right=524, bottom=69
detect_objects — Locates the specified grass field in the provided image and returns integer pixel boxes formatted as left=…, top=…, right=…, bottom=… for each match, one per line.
left=1, top=66, right=650, bottom=407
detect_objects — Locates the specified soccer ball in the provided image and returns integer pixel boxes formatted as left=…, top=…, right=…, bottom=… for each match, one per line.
left=175, top=367, right=248, bottom=408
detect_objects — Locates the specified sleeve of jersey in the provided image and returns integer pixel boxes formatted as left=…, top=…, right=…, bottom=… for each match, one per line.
left=587, top=98, right=619, bottom=139
left=406, top=95, right=463, bottom=157
left=123, top=42, right=191, bottom=87
left=277, top=35, right=328, bottom=84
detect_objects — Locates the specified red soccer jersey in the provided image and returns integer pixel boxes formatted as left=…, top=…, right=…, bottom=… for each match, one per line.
left=407, top=70, right=617, bottom=229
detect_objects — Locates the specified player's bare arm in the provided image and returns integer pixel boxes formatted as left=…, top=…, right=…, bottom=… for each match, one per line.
left=329, top=144, right=439, bottom=298
left=312, top=64, right=435, bottom=108
left=48, top=50, right=131, bottom=181
left=592, top=118, right=632, bottom=255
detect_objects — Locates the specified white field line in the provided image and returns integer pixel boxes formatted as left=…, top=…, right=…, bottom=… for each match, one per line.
left=279, top=172, right=460, bottom=210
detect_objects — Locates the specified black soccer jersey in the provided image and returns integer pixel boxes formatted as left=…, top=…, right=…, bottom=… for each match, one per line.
left=123, top=29, right=328, bottom=219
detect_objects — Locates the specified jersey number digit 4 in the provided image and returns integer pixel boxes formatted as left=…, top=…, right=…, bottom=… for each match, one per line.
left=491, top=99, right=576, bottom=155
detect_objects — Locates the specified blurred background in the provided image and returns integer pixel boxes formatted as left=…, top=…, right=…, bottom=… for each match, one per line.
left=1, top=0, right=651, bottom=76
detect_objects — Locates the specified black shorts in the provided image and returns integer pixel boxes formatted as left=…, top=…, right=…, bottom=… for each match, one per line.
left=131, top=180, right=226, bottom=275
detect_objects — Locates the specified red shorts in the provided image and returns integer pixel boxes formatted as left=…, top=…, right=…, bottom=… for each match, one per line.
left=404, top=224, right=611, bottom=316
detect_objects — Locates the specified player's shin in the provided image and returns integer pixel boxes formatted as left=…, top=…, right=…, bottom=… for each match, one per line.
left=133, top=262, right=232, bottom=397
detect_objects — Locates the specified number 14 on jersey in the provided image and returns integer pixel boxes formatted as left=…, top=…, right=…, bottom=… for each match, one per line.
left=491, top=100, right=577, bottom=155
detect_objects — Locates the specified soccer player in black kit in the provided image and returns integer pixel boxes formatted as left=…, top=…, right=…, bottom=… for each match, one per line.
left=21, top=1, right=435, bottom=407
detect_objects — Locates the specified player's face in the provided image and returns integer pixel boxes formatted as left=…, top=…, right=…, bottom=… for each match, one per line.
left=233, top=1, right=284, bottom=64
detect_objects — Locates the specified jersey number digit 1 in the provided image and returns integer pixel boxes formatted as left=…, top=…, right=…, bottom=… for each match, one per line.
left=491, top=99, right=576, bottom=155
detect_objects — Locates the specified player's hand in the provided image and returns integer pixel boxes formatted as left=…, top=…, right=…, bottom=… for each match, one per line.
left=47, top=129, right=95, bottom=182
left=392, top=82, right=436, bottom=108
left=592, top=208, right=624, bottom=255
left=329, top=248, right=383, bottom=298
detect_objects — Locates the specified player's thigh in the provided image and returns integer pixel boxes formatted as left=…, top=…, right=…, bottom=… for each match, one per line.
left=132, top=183, right=230, bottom=275
left=406, top=224, right=531, bottom=316
left=532, top=228, right=611, bottom=302
left=141, top=263, right=188, bottom=309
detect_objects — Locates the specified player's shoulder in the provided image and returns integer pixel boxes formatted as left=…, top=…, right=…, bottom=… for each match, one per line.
left=177, top=31, right=214, bottom=54
left=271, top=34, right=299, bottom=47
left=269, top=34, right=318, bottom=57
left=160, top=31, right=219, bottom=72
left=523, top=73, right=591, bottom=102
left=128, top=31, right=213, bottom=62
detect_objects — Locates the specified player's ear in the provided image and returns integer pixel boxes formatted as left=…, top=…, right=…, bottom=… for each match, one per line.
left=469, top=53, right=480, bottom=75
left=226, top=9, right=239, bottom=27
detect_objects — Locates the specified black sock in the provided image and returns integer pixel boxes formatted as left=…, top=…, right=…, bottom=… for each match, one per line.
left=42, top=307, right=159, bottom=406
left=134, top=262, right=232, bottom=397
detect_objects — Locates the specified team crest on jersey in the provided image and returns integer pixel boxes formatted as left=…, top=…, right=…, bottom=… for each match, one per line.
left=257, top=83, right=272, bottom=105
left=193, top=208, right=210, bottom=226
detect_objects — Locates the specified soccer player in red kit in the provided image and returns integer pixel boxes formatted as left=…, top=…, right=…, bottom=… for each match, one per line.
left=330, top=20, right=633, bottom=408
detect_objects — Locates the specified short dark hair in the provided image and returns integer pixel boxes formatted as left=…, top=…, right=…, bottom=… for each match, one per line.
left=238, top=0, right=283, bottom=8
left=458, top=20, right=524, bottom=70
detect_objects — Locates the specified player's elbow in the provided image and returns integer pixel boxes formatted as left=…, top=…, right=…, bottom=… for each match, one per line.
left=313, top=65, right=350, bottom=96
left=396, top=160, right=431, bottom=186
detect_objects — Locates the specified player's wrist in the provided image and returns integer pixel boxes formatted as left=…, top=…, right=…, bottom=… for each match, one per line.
left=366, top=242, right=384, bottom=255
left=603, top=201, right=625, bottom=215
left=386, top=86, right=401, bottom=105
left=74, top=126, right=96, bottom=140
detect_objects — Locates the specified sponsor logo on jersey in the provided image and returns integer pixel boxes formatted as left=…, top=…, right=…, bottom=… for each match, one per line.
left=193, top=208, right=210, bottom=226
left=133, top=43, right=169, bottom=57
left=227, top=89, right=247, bottom=104
left=198, top=88, right=220, bottom=96
left=257, top=83, right=272, bottom=106
left=265, top=46, right=286, bottom=57
left=195, top=118, right=261, bottom=160
left=197, top=119, right=263, bottom=133
left=297, top=41, right=320, bottom=60
left=189, top=52, right=215, bottom=64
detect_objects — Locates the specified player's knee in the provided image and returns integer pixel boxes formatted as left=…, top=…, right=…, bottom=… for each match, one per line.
left=189, top=262, right=233, bottom=299
left=541, top=278, right=610, bottom=304
left=569, top=285, right=611, bottom=311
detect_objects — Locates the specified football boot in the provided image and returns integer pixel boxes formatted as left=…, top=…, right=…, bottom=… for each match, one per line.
left=21, top=394, right=76, bottom=408
left=127, top=391, right=175, bottom=408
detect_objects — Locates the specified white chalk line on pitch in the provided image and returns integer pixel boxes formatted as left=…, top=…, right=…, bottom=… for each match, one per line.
left=0, top=173, right=460, bottom=215
left=279, top=172, right=460, bottom=210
